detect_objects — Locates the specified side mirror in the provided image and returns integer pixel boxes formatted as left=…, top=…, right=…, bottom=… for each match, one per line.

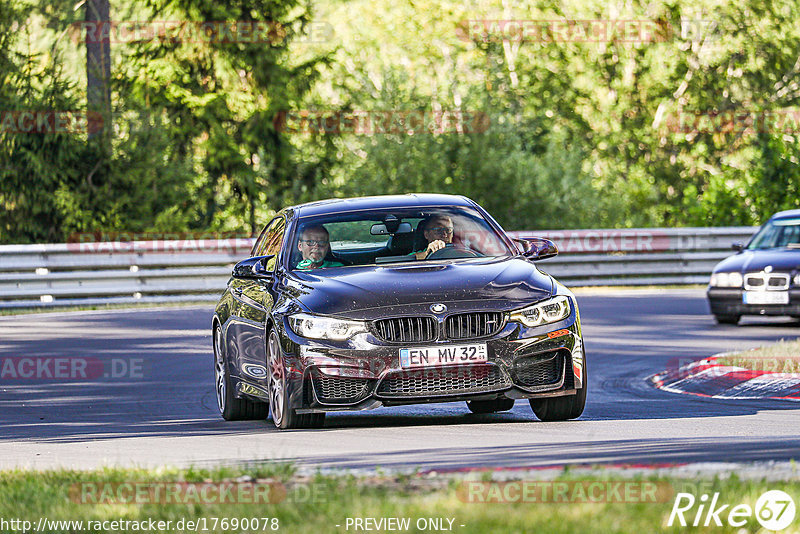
left=232, top=255, right=274, bottom=279
left=512, top=237, right=558, bottom=261
left=731, top=242, right=744, bottom=252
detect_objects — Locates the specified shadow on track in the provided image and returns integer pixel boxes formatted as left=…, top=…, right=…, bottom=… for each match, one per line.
left=1, top=295, right=798, bottom=445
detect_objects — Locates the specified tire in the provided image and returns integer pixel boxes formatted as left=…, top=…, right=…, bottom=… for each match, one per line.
left=529, top=361, right=587, bottom=422
left=714, top=315, right=740, bottom=325
left=213, top=324, right=268, bottom=421
left=267, top=330, right=324, bottom=429
left=466, top=398, right=515, bottom=414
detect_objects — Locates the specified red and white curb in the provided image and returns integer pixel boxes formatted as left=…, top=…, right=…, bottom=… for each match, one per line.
left=649, top=354, right=800, bottom=400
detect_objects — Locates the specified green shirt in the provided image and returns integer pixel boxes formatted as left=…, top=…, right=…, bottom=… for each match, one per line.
left=297, top=259, right=344, bottom=270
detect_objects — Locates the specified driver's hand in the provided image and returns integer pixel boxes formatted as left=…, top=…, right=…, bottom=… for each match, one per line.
left=421, top=240, right=445, bottom=259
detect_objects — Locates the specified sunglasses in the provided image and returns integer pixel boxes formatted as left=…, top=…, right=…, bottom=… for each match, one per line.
left=428, top=226, right=454, bottom=236
left=300, top=239, right=329, bottom=247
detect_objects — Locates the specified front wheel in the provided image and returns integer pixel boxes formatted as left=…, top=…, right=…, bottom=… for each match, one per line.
left=529, top=361, right=587, bottom=421
left=267, top=330, right=325, bottom=429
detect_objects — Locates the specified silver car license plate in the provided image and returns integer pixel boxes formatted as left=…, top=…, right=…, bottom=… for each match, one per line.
left=743, top=291, right=789, bottom=305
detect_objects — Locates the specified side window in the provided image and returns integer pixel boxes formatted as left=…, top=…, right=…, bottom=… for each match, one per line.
left=781, top=224, right=800, bottom=246
left=251, top=219, right=277, bottom=257
left=256, top=217, right=286, bottom=271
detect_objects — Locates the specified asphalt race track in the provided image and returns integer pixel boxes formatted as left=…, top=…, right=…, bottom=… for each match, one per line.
left=1, top=289, right=799, bottom=472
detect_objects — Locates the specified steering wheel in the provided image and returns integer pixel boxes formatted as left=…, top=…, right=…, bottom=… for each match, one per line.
left=427, top=243, right=481, bottom=259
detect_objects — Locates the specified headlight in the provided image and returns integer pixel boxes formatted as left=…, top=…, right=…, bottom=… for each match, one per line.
left=288, top=313, right=368, bottom=340
left=508, top=296, right=571, bottom=327
left=710, top=272, right=743, bottom=288
left=795, top=273, right=800, bottom=286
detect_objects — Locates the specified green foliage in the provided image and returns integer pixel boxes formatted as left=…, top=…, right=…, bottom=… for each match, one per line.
left=320, top=116, right=611, bottom=230
left=112, top=0, right=338, bottom=234
left=0, top=1, right=94, bottom=243
left=2, top=466, right=800, bottom=534
left=2, top=0, right=800, bottom=242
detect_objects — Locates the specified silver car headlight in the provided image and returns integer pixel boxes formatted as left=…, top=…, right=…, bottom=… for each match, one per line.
left=288, top=313, right=368, bottom=340
left=710, top=272, right=743, bottom=288
left=508, top=295, right=571, bottom=327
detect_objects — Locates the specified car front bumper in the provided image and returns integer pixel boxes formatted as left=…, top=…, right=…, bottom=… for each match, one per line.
left=707, top=287, right=800, bottom=317
left=277, top=306, right=585, bottom=413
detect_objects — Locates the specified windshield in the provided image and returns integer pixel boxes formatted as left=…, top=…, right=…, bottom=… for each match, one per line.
left=747, top=218, right=800, bottom=250
left=288, top=206, right=514, bottom=271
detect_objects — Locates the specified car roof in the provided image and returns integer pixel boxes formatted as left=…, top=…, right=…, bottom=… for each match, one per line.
left=770, top=209, right=800, bottom=220
left=288, top=194, right=475, bottom=218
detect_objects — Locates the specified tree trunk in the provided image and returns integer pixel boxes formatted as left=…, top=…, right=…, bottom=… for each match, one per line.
left=85, top=0, right=111, bottom=139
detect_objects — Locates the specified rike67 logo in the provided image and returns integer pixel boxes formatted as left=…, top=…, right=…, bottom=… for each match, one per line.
left=669, top=490, right=796, bottom=530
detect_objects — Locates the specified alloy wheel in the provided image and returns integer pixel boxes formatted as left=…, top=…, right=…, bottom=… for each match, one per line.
left=213, top=326, right=226, bottom=413
left=267, top=332, right=285, bottom=426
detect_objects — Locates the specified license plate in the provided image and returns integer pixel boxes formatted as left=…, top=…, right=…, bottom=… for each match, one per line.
left=743, top=291, right=789, bottom=305
left=399, top=343, right=488, bottom=369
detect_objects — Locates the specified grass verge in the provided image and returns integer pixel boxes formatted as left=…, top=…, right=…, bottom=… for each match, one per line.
left=1, top=465, right=799, bottom=533
left=715, top=339, right=800, bottom=373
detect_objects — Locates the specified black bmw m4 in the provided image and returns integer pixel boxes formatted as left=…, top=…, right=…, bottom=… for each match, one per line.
left=212, top=194, right=586, bottom=429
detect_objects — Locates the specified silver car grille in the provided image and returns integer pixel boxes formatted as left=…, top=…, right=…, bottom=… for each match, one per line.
left=744, top=273, right=790, bottom=290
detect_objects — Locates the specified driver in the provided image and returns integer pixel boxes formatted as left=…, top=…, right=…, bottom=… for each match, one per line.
left=296, top=225, right=344, bottom=270
left=413, top=215, right=454, bottom=260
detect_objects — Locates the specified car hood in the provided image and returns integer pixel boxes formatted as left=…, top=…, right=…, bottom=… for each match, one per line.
left=714, top=249, right=800, bottom=273
left=285, top=257, right=554, bottom=319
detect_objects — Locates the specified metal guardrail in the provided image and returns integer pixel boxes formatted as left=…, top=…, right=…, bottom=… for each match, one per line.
left=507, top=227, right=757, bottom=286
left=0, top=240, right=253, bottom=309
left=0, top=227, right=757, bottom=308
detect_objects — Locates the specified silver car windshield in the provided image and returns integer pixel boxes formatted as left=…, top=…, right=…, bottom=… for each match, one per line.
left=747, top=218, right=800, bottom=249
